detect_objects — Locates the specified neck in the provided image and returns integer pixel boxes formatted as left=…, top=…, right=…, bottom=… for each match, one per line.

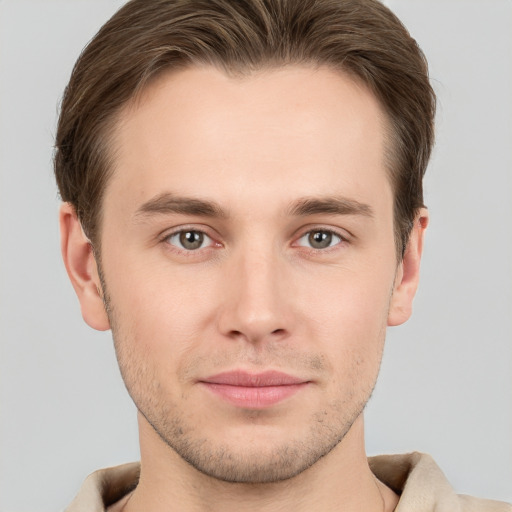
left=124, top=413, right=398, bottom=512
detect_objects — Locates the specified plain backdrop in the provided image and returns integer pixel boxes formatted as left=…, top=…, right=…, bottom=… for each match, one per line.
left=0, top=1, right=511, bottom=510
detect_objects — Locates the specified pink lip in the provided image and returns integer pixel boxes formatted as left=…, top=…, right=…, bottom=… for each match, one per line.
left=199, top=370, right=310, bottom=409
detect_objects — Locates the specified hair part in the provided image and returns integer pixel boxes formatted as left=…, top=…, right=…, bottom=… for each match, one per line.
left=54, top=0, right=435, bottom=257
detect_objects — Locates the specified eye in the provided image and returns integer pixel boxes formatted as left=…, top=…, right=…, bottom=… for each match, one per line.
left=296, top=229, right=343, bottom=250
left=166, top=230, right=213, bottom=251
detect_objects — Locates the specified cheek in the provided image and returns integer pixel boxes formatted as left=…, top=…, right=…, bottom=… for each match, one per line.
left=297, top=263, right=393, bottom=374
left=106, top=264, right=221, bottom=365
left=300, top=263, right=394, bottom=336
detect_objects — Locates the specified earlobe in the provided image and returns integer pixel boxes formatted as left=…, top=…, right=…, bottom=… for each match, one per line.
left=59, top=203, right=110, bottom=331
left=387, top=209, right=429, bottom=327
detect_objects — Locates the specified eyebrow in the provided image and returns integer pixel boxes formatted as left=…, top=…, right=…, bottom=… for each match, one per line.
left=287, top=196, right=374, bottom=218
left=134, top=193, right=229, bottom=220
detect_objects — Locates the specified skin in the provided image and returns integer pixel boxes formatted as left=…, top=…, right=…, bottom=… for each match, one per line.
left=60, top=65, right=428, bottom=512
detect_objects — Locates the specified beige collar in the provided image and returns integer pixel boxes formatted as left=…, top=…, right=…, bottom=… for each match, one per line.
left=65, top=452, right=511, bottom=512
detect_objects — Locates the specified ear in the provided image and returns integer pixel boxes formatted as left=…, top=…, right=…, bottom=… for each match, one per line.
left=59, top=203, right=110, bottom=331
left=387, top=208, right=429, bottom=326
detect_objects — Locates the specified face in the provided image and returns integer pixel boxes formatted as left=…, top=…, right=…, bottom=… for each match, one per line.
left=64, top=65, right=424, bottom=483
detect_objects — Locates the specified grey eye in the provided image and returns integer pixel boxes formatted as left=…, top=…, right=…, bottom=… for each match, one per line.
left=310, top=231, right=331, bottom=248
left=167, top=230, right=210, bottom=250
left=297, top=230, right=342, bottom=249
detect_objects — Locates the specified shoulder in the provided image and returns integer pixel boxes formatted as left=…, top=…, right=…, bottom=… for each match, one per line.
left=368, top=452, right=511, bottom=512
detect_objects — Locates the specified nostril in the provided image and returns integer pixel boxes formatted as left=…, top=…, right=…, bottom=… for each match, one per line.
left=272, top=328, right=285, bottom=335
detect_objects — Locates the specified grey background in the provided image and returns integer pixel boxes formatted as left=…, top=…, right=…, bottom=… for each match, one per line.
left=0, top=0, right=511, bottom=510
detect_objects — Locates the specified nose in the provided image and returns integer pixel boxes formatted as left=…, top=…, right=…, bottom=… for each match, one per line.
left=217, top=247, right=291, bottom=345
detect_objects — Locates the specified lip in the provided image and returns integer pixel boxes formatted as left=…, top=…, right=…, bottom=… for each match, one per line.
left=199, top=370, right=310, bottom=409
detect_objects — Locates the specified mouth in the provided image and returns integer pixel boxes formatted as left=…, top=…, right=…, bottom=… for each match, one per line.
left=198, top=370, right=311, bottom=409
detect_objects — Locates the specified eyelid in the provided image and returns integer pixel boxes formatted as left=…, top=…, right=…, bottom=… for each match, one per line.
left=293, top=225, right=351, bottom=242
left=159, top=223, right=213, bottom=239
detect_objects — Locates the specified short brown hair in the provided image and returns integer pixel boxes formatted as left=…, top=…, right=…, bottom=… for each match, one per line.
left=54, top=0, right=435, bottom=256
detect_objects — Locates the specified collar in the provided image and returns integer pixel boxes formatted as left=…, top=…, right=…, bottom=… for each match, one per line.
left=65, top=452, right=510, bottom=512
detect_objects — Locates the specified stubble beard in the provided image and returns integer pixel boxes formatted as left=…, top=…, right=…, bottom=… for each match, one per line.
left=114, top=331, right=379, bottom=484
left=122, top=358, right=375, bottom=484
left=98, top=267, right=382, bottom=485
left=136, top=386, right=371, bottom=484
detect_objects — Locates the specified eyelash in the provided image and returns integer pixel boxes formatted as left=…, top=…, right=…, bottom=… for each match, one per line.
left=160, top=226, right=349, bottom=254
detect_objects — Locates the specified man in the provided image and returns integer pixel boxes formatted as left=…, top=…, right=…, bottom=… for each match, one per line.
left=54, top=0, right=510, bottom=511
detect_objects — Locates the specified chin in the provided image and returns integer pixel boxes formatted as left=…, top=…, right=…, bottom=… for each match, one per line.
left=142, top=398, right=364, bottom=484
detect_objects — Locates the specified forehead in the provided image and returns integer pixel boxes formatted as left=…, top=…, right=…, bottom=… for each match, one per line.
left=106, top=64, right=390, bottom=216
